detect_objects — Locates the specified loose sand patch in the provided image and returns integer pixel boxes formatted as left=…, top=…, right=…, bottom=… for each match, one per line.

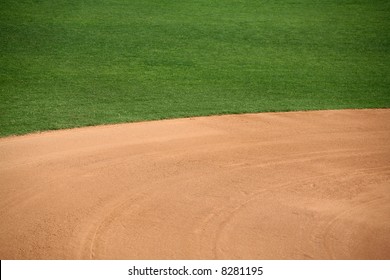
left=0, top=109, right=389, bottom=259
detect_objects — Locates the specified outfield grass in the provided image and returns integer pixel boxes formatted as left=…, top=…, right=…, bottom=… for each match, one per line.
left=1, top=0, right=389, bottom=136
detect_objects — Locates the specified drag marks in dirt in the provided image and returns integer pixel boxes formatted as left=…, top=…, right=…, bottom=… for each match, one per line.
left=0, top=109, right=389, bottom=259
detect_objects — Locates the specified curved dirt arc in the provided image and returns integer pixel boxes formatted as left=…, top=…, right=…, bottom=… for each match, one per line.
left=0, top=109, right=389, bottom=259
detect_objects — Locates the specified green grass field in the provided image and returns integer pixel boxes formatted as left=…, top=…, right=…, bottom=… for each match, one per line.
left=1, top=0, right=389, bottom=136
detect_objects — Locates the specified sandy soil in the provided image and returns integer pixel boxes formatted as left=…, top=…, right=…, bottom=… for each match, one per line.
left=0, top=109, right=389, bottom=260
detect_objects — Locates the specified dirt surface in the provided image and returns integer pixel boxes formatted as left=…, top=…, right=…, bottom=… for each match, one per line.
left=1, top=109, right=390, bottom=259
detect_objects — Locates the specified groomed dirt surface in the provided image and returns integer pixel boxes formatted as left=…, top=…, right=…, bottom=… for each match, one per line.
left=1, top=109, right=390, bottom=260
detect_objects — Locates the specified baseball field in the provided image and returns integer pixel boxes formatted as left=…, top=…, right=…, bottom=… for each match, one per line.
left=0, top=0, right=389, bottom=259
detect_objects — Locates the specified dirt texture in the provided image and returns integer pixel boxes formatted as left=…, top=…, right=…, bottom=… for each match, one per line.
left=1, top=109, right=389, bottom=259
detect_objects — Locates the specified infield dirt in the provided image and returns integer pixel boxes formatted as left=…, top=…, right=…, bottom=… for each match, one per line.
left=0, top=109, right=389, bottom=259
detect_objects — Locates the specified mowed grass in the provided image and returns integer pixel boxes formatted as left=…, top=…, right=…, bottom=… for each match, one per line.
left=1, top=0, right=389, bottom=136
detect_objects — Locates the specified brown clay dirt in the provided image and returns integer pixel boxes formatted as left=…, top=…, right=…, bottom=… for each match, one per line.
left=0, top=109, right=389, bottom=259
